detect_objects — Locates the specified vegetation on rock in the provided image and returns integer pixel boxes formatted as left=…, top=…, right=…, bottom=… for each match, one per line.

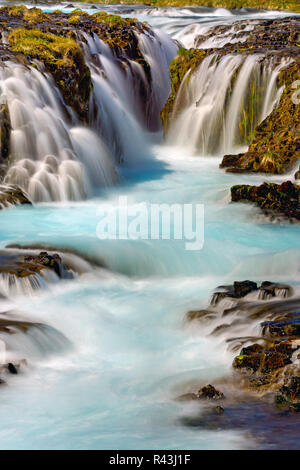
left=8, top=27, right=91, bottom=120
left=231, top=181, right=300, bottom=220
left=221, top=61, right=300, bottom=174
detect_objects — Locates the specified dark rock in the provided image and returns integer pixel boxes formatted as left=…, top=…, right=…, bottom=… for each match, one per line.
left=0, top=101, right=11, bottom=161
left=259, top=281, right=292, bottom=299
left=280, top=376, right=300, bottom=402
left=262, top=319, right=300, bottom=338
left=0, top=250, right=72, bottom=279
left=186, top=309, right=215, bottom=321
left=0, top=185, right=32, bottom=209
left=198, top=384, right=225, bottom=400
left=7, top=362, right=18, bottom=374
left=231, top=182, right=300, bottom=221
left=233, top=280, right=258, bottom=298
left=215, top=405, right=225, bottom=414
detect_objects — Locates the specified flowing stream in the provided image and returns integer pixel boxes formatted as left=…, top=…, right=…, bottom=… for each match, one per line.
left=0, top=3, right=299, bottom=450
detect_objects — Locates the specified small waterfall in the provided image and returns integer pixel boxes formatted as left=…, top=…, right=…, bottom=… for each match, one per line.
left=136, top=28, right=179, bottom=128
left=82, top=28, right=177, bottom=164
left=166, top=54, right=289, bottom=155
left=0, top=62, right=117, bottom=202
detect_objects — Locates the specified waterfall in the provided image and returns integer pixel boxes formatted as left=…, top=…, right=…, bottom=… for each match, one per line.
left=81, top=28, right=177, bottom=164
left=166, top=54, right=289, bottom=155
left=0, top=62, right=117, bottom=203
left=0, top=28, right=177, bottom=200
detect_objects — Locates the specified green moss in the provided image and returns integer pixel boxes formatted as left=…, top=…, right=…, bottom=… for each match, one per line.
left=0, top=5, right=49, bottom=23
left=224, top=61, right=300, bottom=174
left=8, top=28, right=91, bottom=121
left=8, top=28, right=83, bottom=68
left=92, top=11, right=137, bottom=27
left=161, top=48, right=208, bottom=131
left=71, top=0, right=300, bottom=13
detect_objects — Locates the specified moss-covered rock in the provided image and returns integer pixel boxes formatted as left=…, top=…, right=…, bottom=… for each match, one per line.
left=221, top=60, right=300, bottom=174
left=8, top=27, right=92, bottom=121
left=231, top=181, right=300, bottom=220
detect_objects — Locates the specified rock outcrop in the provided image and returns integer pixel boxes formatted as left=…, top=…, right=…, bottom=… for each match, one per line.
left=184, top=280, right=300, bottom=415
left=0, top=185, right=32, bottom=209
left=230, top=181, right=300, bottom=221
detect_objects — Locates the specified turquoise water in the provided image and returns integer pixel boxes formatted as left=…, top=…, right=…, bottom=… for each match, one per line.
left=0, top=3, right=299, bottom=450
left=0, top=147, right=299, bottom=449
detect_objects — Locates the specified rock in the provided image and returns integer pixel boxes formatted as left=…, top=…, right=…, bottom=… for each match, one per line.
left=7, top=362, right=18, bottom=374
left=233, top=339, right=295, bottom=374
left=0, top=250, right=72, bottom=279
left=280, top=376, right=300, bottom=402
left=262, top=319, right=300, bottom=338
left=0, top=185, right=32, bottom=209
left=0, top=101, right=11, bottom=161
left=215, top=405, right=225, bottom=414
left=295, top=169, right=300, bottom=180
left=231, top=182, right=300, bottom=221
left=233, top=281, right=258, bottom=298
left=186, top=309, right=215, bottom=321
left=198, top=384, right=225, bottom=400
left=259, top=281, right=292, bottom=300
left=221, top=60, right=300, bottom=175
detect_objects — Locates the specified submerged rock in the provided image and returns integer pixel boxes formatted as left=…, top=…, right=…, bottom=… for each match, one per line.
left=198, top=384, right=225, bottom=400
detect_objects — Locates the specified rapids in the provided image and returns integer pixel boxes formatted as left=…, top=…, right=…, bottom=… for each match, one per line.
left=0, top=2, right=299, bottom=450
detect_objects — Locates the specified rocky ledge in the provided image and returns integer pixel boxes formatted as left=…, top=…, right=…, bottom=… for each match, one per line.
left=179, top=280, right=300, bottom=440
left=230, top=181, right=300, bottom=221
left=0, top=185, right=32, bottom=209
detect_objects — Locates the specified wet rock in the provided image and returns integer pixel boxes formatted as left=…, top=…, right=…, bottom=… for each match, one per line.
left=7, top=362, right=18, bottom=374
left=259, top=281, right=292, bottom=300
left=0, top=101, right=11, bottom=161
left=280, top=376, right=300, bottom=402
left=215, top=405, right=225, bottom=414
left=262, top=319, right=300, bottom=338
left=231, top=181, right=300, bottom=221
left=186, top=309, right=215, bottom=321
left=0, top=250, right=72, bottom=279
left=233, top=280, right=258, bottom=298
left=198, top=384, right=225, bottom=400
left=0, top=185, right=32, bottom=209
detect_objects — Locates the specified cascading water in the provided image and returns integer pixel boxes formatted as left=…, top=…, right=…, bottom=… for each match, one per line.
left=166, top=54, right=289, bottom=155
left=0, top=4, right=299, bottom=451
left=81, top=28, right=177, bottom=164
left=0, top=62, right=117, bottom=202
